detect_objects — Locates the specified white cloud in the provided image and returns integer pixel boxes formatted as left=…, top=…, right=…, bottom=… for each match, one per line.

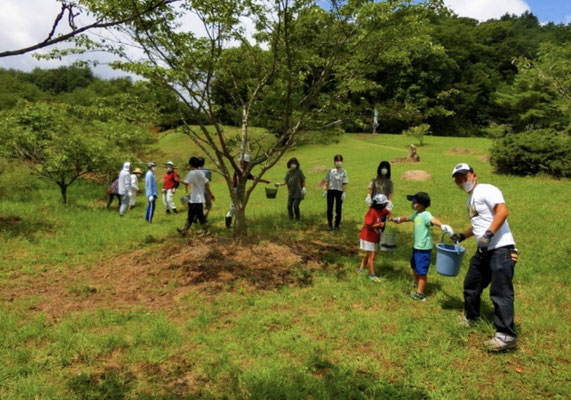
left=444, top=0, right=531, bottom=22
left=565, top=13, right=571, bottom=24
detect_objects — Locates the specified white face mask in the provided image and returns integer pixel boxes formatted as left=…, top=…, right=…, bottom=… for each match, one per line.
left=290, top=164, right=297, bottom=170
left=151, top=167, right=156, bottom=172
left=335, top=161, right=342, bottom=168
left=167, top=167, right=173, bottom=172
left=462, top=179, right=476, bottom=193
left=381, top=168, right=388, bottom=176
left=411, top=203, right=417, bottom=211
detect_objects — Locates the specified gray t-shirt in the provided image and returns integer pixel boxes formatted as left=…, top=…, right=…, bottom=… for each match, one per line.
left=324, top=168, right=348, bottom=191
left=285, top=169, right=305, bottom=199
left=368, top=177, right=393, bottom=197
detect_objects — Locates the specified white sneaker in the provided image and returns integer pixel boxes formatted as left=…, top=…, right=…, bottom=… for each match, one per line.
left=484, top=334, right=517, bottom=352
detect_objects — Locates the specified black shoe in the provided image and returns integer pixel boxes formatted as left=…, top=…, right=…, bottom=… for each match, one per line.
left=166, top=209, right=171, bottom=214
left=327, top=226, right=334, bottom=231
left=173, top=209, right=178, bottom=214
left=225, top=216, right=232, bottom=228
left=176, top=227, right=186, bottom=236
left=333, top=227, right=339, bottom=232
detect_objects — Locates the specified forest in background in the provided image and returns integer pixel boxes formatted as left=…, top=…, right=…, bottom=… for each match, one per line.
left=1, top=9, right=569, bottom=178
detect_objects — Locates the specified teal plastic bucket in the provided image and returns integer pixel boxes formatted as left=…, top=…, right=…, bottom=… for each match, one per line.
left=436, top=233, right=466, bottom=277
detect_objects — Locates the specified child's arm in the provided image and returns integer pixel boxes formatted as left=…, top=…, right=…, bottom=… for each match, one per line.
left=391, top=216, right=411, bottom=223
left=254, top=176, right=271, bottom=184
left=205, top=182, right=215, bottom=200
left=431, top=218, right=453, bottom=233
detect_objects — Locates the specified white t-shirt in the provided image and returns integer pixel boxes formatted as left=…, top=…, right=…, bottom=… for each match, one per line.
left=466, top=184, right=515, bottom=250
left=183, top=170, right=209, bottom=204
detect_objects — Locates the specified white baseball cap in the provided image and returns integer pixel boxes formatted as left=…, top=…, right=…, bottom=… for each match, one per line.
left=451, top=163, right=473, bottom=177
left=372, top=194, right=388, bottom=205
left=166, top=161, right=175, bottom=167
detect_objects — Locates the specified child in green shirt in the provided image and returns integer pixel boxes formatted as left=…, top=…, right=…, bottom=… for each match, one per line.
left=392, top=192, right=452, bottom=301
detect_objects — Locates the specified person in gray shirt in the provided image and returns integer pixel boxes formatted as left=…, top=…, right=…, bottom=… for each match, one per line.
left=323, top=154, right=348, bottom=231
left=275, top=157, right=306, bottom=221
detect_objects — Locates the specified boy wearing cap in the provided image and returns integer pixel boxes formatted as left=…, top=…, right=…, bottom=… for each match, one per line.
left=162, top=161, right=180, bottom=214
left=392, top=192, right=452, bottom=301
left=450, top=163, right=518, bottom=352
left=145, top=162, right=158, bottom=223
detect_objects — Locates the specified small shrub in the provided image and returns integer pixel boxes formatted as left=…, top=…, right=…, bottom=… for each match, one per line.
left=490, top=129, right=570, bottom=178
left=402, top=123, right=430, bottom=146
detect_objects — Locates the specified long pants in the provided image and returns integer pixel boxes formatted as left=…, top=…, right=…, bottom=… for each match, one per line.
left=463, top=246, right=517, bottom=337
left=107, top=194, right=121, bottom=209
left=187, top=203, right=206, bottom=229
left=146, top=197, right=156, bottom=223
left=162, top=189, right=177, bottom=211
left=326, top=190, right=343, bottom=228
left=128, top=189, right=138, bottom=206
left=287, top=198, right=302, bottom=220
left=119, top=193, right=130, bottom=216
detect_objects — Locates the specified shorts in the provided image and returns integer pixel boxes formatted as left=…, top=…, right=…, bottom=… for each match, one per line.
left=360, top=239, right=379, bottom=252
left=411, top=249, right=432, bottom=276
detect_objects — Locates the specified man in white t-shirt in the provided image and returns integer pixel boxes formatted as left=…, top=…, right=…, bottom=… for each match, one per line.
left=451, top=163, right=519, bottom=352
left=177, top=157, right=215, bottom=236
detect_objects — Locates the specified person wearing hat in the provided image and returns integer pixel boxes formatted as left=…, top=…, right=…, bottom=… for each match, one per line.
left=128, top=168, right=143, bottom=210
left=450, top=163, right=518, bottom=351
left=356, top=194, right=391, bottom=282
left=162, top=161, right=180, bottom=215
left=145, top=162, right=158, bottom=223
left=392, top=192, right=452, bottom=301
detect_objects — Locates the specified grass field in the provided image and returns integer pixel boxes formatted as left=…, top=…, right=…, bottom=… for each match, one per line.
left=0, top=131, right=569, bottom=399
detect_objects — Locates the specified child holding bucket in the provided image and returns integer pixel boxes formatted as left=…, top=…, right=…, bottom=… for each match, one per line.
left=274, top=157, right=306, bottom=221
left=392, top=192, right=452, bottom=301
left=357, top=194, right=391, bottom=283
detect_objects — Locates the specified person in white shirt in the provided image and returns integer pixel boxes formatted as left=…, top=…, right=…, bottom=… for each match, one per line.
left=451, top=163, right=519, bottom=352
left=323, top=154, right=348, bottom=231
left=117, top=162, right=132, bottom=216
left=129, top=168, right=143, bottom=210
left=177, top=157, right=215, bottom=236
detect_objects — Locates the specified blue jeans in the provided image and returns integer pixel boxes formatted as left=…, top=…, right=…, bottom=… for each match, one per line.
left=287, top=198, right=301, bottom=220
left=463, top=246, right=517, bottom=337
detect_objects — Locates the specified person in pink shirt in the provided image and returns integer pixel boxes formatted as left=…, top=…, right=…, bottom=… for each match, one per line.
left=357, top=194, right=390, bottom=282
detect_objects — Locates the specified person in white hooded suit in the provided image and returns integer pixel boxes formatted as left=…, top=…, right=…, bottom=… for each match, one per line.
left=117, top=162, right=132, bottom=216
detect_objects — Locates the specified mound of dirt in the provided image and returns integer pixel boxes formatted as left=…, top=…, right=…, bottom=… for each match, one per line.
left=447, top=148, right=478, bottom=155
left=1, top=236, right=356, bottom=319
left=401, top=170, right=432, bottom=181
left=310, top=165, right=329, bottom=174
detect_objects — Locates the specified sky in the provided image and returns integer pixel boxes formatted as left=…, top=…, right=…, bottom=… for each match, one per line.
left=0, top=0, right=569, bottom=79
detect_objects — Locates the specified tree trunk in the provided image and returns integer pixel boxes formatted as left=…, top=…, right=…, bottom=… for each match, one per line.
left=59, top=183, right=68, bottom=204
left=233, top=207, right=248, bottom=239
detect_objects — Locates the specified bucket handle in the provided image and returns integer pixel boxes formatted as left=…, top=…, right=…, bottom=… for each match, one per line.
left=441, top=232, right=462, bottom=254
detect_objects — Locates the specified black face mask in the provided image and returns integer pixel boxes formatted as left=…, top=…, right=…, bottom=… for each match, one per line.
left=372, top=203, right=386, bottom=210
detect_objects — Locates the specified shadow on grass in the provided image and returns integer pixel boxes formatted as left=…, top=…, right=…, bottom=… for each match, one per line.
left=0, top=215, right=54, bottom=239
left=439, top=288, right=495, bottom=319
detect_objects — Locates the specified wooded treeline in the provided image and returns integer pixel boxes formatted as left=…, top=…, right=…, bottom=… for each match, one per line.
left=1, top=7, right=569, bottom=182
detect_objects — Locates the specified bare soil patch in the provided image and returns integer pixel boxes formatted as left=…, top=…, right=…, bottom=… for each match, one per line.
left=310, top=165, right=329, bottom=174
left=479, top=155, right=490, bottom=162
left=447, top=148, right=479, bottom=155
left=1, top=236, right=355, bottom=319
left=400, top=170, right=432, bottom=181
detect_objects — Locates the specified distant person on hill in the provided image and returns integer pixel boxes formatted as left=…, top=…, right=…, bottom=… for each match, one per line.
left=128, top=168, right=143, bottom=210
left=274, top=157, right=306, bottom=221
left=225, top=154, right=272, bottom=229
left=145, top=162, right=158, bottom=223
left=366, top=160, right=394, bottom=231
left=197, top=157, right=213, bottom=221
left=323, top=154, right=348, bottom=231
left=106, top=178, right=121, bottom=210
left=162, top=161, right=180, bottom=215
left=450, top=163, right=518, bottom=352
left=391, top=192, right=452, bottom=301
left=117, top=162, right=132, bottom=217
left=357, top=194, right=390, bottom=283
left=177, top=156, right=215, bottom=236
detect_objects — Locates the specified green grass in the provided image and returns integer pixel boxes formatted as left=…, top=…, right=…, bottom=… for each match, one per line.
left=0, top=132, right=570, bottom=399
